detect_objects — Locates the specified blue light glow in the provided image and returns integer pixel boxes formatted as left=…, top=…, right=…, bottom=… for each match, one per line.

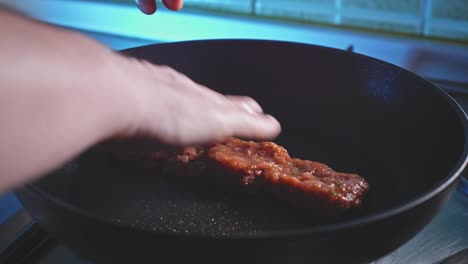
left=4, top=0, right=467, bottom=83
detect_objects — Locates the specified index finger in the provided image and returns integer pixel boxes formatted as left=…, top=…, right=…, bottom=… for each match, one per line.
left=135, top=0, right=183, bottom=14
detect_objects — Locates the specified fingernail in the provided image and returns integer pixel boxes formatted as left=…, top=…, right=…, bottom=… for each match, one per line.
left=239, top=102, right=258, bottom=114
left=245, top=99, right=263, bottom=113
left=264, top=114, right=281, bottom=128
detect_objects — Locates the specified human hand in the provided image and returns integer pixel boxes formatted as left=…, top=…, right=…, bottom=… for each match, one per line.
left=134, top=0, right=183, bottom=15
left=0, top=7, right=279, bottom=191
left=110, top=56, right=281, bottom=147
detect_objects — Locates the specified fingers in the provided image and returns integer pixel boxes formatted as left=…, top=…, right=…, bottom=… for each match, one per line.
left=117, top=57, right=281, bottom=147
left=220, top=95, right=281, bottom=140
left=134, top=0, right=157, bottom=15
left=135, top=0, right=183, bottom=14
left=220, top=93, right=282, bottom=140
left=226, top=95, right=263, bottom=114
left=163, top=0, right=184, bottom=11
left=223, top=110, right=282, bottom=141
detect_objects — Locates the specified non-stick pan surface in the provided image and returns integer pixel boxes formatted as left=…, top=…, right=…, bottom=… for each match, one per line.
left=16, top=39, right=468, bottom=264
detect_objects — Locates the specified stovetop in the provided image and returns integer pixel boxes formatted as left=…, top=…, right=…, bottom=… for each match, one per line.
left=1, top=30, right=468, bottom=264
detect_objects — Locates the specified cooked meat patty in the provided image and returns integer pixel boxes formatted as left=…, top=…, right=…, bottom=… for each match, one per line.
left=109, top=138, right=370, bottom=215
left=209, top=138, right=369, bottom=214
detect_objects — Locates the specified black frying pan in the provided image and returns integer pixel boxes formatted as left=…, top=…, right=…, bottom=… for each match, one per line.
left=15, top=39, right=468, bottom=264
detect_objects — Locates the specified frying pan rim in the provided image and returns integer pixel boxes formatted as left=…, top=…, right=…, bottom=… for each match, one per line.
left=19, top=39, right=468, bottom=240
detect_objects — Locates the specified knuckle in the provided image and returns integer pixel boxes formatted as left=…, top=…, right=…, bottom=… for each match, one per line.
left=158, top=65, right=177, bottom=74
left=158, top=65, right=185, bottom=81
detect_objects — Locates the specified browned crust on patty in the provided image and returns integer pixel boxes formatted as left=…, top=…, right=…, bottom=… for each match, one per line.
left=109, top=138, right=370, bottom=214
